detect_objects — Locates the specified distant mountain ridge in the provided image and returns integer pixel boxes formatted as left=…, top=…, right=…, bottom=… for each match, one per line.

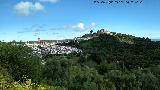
left=151, top=39, right=160, bottom=41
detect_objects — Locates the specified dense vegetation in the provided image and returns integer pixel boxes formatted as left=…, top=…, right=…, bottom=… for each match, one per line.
left=0, top=30, right=160, bottom=90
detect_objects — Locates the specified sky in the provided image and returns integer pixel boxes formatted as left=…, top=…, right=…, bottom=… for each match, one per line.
left=0, top=0, right=160, bottom=42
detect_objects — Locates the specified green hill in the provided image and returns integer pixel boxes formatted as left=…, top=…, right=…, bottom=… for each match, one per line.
left=77, top=29, right=160, bottom=70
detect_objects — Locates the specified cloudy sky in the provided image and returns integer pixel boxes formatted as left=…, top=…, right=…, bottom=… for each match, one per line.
left=0, top=0, right=160, bottom=41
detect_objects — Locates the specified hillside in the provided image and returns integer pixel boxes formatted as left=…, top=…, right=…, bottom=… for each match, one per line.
left=77, top=29, right=160, bottom=70
left=1, top=29, right=160, bottom=90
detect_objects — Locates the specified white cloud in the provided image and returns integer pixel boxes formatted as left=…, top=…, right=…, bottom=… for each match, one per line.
left=85, top=22, right=96, bottom=30
left=34, top=2, right=44, bottom=11
left=39, top=0, right=59, bottom=3
left=63, top=22, right=96, bottom=31
left=91, top=22, right=96, bottom=27
left=38, top=22, right=96, bottom=32
left=14, top=1, right=44, bottom=16
left=72, top=23, right=85, bottom=31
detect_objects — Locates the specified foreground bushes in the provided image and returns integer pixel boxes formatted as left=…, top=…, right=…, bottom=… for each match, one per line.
left=0, top=44, right=42, bottom=83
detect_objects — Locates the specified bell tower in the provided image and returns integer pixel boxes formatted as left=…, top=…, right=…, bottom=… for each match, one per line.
left=38, top=38, right=40, bottom=43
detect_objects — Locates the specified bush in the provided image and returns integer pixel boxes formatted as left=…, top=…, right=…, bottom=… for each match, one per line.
left=0, top=44, right=42, bottom=83
left=0, top=65, right=13, bottom=90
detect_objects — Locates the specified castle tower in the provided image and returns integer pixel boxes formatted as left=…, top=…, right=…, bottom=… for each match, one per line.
left=38, top=38, right=40, bottom=43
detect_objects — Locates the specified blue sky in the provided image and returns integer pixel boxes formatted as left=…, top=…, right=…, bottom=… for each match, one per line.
left=0, top=0, right=160, bottom=42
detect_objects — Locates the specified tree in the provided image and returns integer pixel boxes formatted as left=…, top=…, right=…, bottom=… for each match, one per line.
left=90, top=30, right=93, bottom=34
left=0, top=65, right=12, bottom=90
left=0, top=43, right=42, bottom=83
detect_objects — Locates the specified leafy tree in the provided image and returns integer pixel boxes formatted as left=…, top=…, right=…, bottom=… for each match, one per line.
left=0, top=43, right=42, bottom=83
left=0, top=65, right=13, bottom=90
left=90, top=30, right=93, bottom=34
